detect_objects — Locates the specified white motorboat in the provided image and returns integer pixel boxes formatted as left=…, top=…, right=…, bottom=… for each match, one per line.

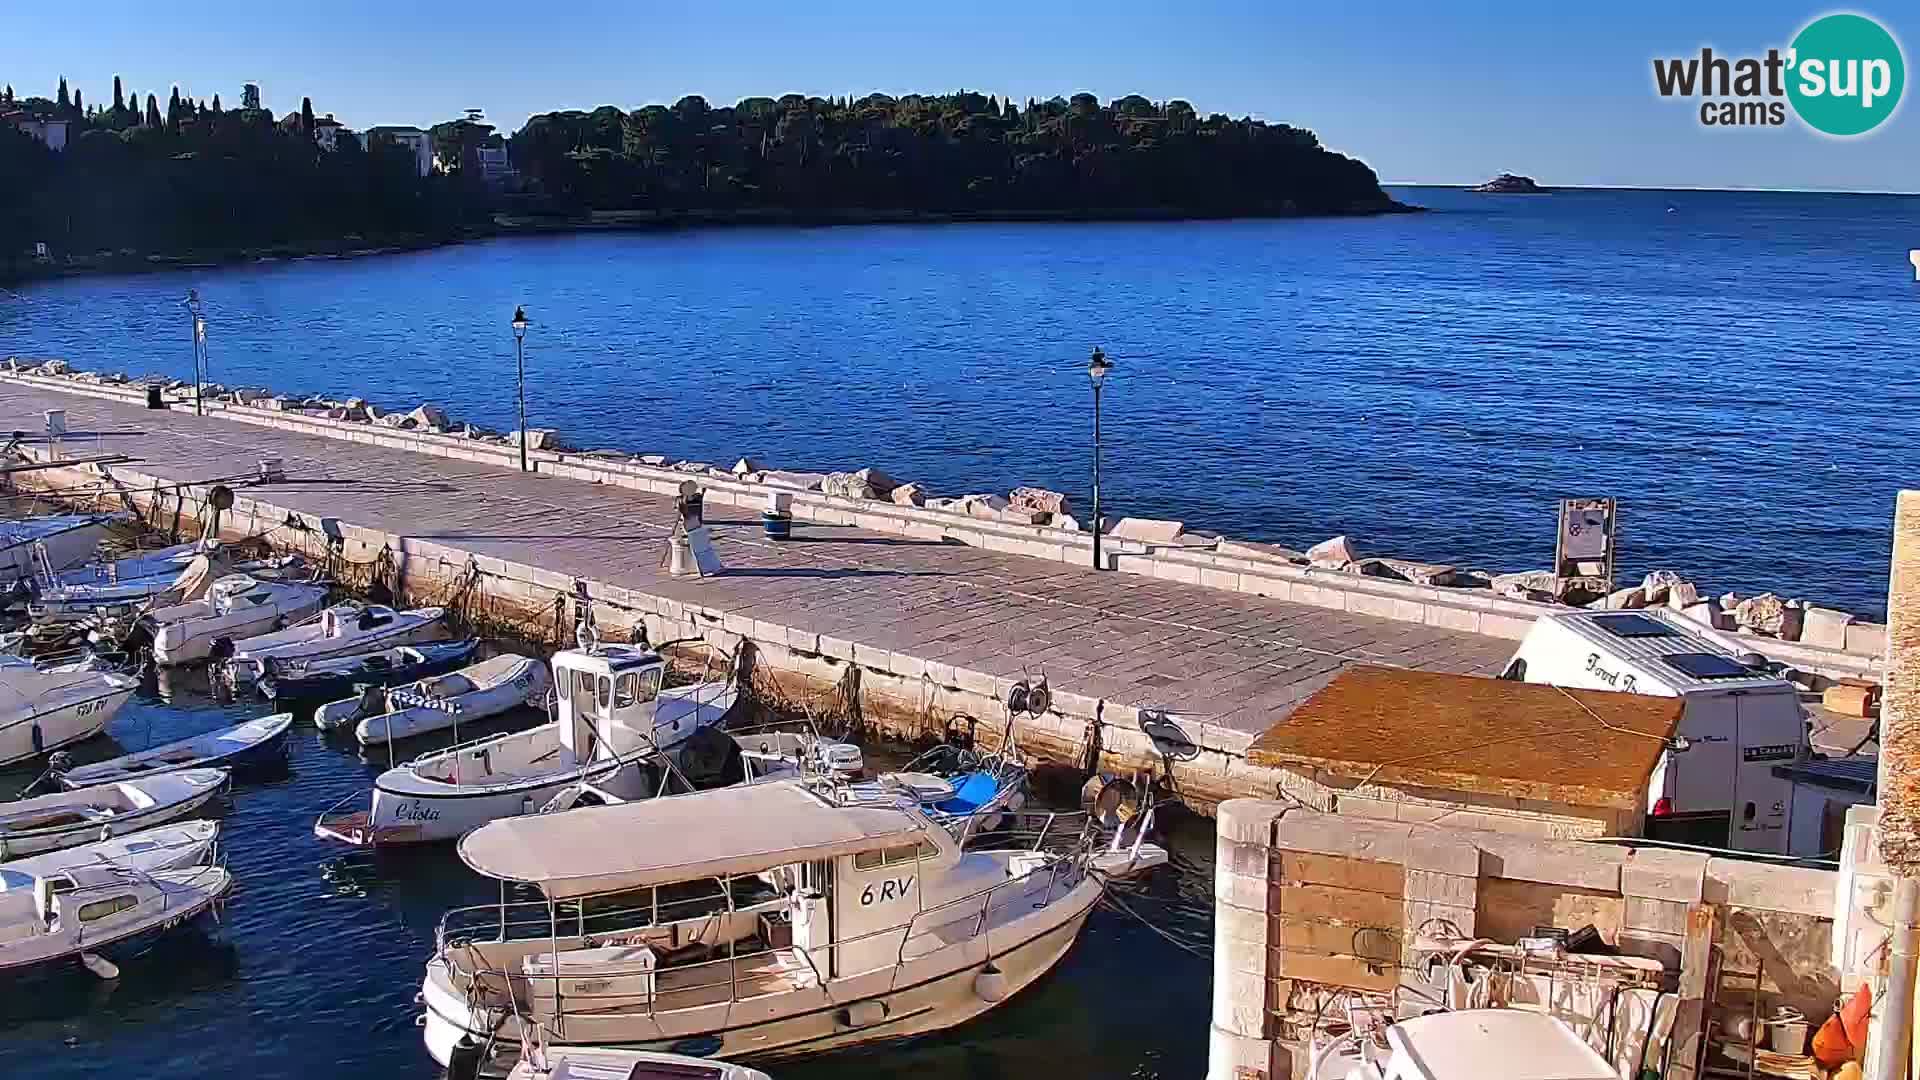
left=322, top=653, right=550, bottom=746
left=506, top=1040, right=771, bottom=1080
left=53, top=713, right=293, bottom=788
left=315, top=643, right=739, bottom=848
left=0, top=514, right=122, bottom=583
left=0, top=652, right=139, bottom=767
left=0, top=862, right=232, bottom=978
left=0, top=768, right=228, bottom=859
left=224, top=602, right=450, bottom=682
left=1334, top=1009, right=1619, bottom=1080
left=420, top=780, right=1103, bottom=1070
left=3, top=820, right=220, bottom=879
left=142, top=574, right=331, bottom=666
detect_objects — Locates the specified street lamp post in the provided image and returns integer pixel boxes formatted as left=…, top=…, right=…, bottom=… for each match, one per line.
left=511, top=305, right=530, bottom=472
left=1087, top=346, right=1113, bottom=569
left=184, top=289, right=206, bottom=416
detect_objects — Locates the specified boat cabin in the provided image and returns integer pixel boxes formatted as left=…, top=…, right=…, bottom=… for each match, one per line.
left=552, top=643, right=668, bottom=764
left=0, top=866, right=139, bottom=940
left=319, top=604, right=401, bottom=638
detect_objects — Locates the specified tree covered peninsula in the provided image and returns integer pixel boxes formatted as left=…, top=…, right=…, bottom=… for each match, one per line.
left=0, top=79, right=1400, bottom=277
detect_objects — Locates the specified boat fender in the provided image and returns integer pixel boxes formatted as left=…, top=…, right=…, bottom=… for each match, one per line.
left=839, top=1000, right=888, bottom=1028
left=30, top=722, right=42, bottom=755
left=446, top=1036, right=486, bottom=1080
left=974, top=964, right=1009, bottom=1003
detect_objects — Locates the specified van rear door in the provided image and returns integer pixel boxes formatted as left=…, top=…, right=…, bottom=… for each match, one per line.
left=1729, top=690, right=1796, bottom=854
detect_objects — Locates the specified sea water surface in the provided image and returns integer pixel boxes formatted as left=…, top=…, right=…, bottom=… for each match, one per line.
left=2, top=187, right=1917, bottom=614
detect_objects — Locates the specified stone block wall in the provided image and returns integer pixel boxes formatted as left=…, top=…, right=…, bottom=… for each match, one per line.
left=1210, top=802, right=1840, bottom=1080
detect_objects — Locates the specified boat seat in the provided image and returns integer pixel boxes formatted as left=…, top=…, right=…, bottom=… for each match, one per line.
left=935, top=771, right=1001, bottom=816
left=420, top=674, right=476, bottom=697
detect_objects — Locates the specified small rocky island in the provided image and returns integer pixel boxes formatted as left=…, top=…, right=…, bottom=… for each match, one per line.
left=1470, top=173, right=1547, bottom=193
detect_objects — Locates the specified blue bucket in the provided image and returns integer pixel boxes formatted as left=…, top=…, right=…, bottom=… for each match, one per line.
left=762, top=512, right=792, bottom=540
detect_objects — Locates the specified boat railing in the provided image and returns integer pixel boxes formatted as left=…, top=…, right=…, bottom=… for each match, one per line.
left=450, top=852, right=1092, bottom=1026
left=438, top=882, right=744, bottom=953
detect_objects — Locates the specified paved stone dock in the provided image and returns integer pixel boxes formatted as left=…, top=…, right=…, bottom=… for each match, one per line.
left=1, top=377, right=1517, bottom=808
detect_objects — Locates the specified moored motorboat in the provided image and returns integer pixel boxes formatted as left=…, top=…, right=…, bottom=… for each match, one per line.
left=3, top=819, right=220, bottom=879
left=0, top=768, right=228, bottom=860
left=31, top=543, right=302, bottom=625
left=330, top=653, right=549, bottom=746
left=140, top=574, right=331, bottom=666
left=315, top=642, right=737, bottom=848
left=0, top=861, right=233, bottom=978
left=0, top=513, right=123, bottom=583
left=52, top=713, right=293, bottom=788
left=420, top=779, right=1103, bottom=1070
left=260, top=638, right=480, bottom=701
left=0, top=652, right=139, bottom=767
left=224, top=603, right=450, bottom=682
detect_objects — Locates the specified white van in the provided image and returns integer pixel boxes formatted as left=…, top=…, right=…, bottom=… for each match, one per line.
left=1500, top=610, right=1803, bottom=854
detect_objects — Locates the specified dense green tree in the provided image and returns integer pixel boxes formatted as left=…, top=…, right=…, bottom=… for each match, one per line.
left=300, top=96, right=314, bottom=136
left=210, top=93, right=221, bottom=114
left=112, top=76, right=123, bottom=113
left=3, top=85, right=13, bottom=104
left=56, top=77, right=68, bottom=109
left=71, top=89, right=81, bottom=113
left=167, top=87, right=181, bottom=131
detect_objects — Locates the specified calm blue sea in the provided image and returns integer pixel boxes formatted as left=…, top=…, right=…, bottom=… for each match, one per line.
left=4, top=186, right=1917, bottom=615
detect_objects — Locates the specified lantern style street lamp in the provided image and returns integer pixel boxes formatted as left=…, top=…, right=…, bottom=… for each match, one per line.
left=511, top=305, right=530, bottom=472
left=1087, top=346, right=1113, bottom=569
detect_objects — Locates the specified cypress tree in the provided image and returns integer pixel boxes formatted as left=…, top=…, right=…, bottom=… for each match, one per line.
left=4, top=85, right=13, bottom=104
left=145, top=93, right=161, bottom=129
left=300, top=96, right=314, bottom=135
left=56, top=77, right=69, bottom=109
left=167, top=86, right=181, bottom=131
left=71, top=89, right=82, bottom=113
left=125, top=85, right=137, bottom=121
left=113, top=76, right=124, bottom=113
left=211, top=94, right=222, bottom=114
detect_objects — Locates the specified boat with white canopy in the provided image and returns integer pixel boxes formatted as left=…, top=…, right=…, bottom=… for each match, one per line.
left=419, top=779, right=1104, bottom=1071
left=0, top=652, right=139, bottom=766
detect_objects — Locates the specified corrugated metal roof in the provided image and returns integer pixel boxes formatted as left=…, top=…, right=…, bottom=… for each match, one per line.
left=1247, top=665, right=1684, bottom=809
left=1773, top=756, right=1877, bottom=794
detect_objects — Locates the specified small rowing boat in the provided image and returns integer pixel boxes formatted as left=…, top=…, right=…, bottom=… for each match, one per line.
left=53, top=713, right=293, bottom=789
left=0, top=768, right=228, bottom=860
left=260, top=638, right=480, bottom=701
left=339, top=653, right=549, bottom=746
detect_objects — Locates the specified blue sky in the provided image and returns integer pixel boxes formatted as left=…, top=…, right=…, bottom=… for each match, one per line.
left=1, top=1, right=1912, bottom=191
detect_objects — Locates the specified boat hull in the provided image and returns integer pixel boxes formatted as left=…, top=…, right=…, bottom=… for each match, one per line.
left=422, top=879, right=1098, bottom=1071
left=0, top=681, right=136, bottom=768
left=260, top=639, right=480, bottom=701
left=150, top=606, right=296, bottom=666
left=0, top=517, right=114, bottom=583
left=55, top=714, right=293, bottom=789
left=318, top=757, right=644, bottom=847
left=228, top=614, right=450, bottom=682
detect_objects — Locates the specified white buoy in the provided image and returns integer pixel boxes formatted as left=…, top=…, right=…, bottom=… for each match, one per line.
left=1910, top=249, right=1920, bottom=281
left=81, top=952, right=121, bottom=980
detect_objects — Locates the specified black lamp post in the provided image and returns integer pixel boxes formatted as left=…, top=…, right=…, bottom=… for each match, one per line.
left=1087, top=346, right=1113, bottom=569
left=511, top=305, right=530, bottom=472
left=184, top=289, right=206, bottom=416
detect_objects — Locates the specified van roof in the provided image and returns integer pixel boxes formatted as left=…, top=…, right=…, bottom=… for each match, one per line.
left=1248, top=666, right=1683, bottom=808
left=1536, top=610, right=1792, bottom=692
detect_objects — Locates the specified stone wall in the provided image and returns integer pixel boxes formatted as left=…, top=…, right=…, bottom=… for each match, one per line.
left=1211, top=802, right=1841, bottom=1080
left=0, top=364, right=1886, bottom=683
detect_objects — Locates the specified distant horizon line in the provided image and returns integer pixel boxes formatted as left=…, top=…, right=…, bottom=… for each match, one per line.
left=1387, top=181, right=1920, bottom=196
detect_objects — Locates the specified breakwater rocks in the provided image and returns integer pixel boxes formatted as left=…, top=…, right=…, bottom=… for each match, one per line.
left=1, top=358, right=1889, bottom=668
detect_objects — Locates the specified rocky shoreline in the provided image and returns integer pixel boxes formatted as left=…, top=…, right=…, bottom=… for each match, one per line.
left=7, top=356, right=1885, bottom=660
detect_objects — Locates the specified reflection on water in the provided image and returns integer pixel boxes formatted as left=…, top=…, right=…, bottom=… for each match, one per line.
left=0, top=663, right=1214, bottom=1079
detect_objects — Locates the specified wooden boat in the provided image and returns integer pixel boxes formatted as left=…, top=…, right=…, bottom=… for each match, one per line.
left=0, top=652, right=139, bottom=767
left=0, top=862, right=232, bottom=978
left=325, top=653, right=549, bottom=746
left=53, top=713, right=293, bottom=789
left=420, top=780, right=1103, bottom=1070
left=314, top=643, right=737, bottom=847
left=143, top=575, right=331, bottom=666
left=3, top=820, right=220, bottom=879
left=0, top=768, right=228, bottom=859
left=224, top=603, right=450, bottom=682
left=259, top=638, right=480, bottom=701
